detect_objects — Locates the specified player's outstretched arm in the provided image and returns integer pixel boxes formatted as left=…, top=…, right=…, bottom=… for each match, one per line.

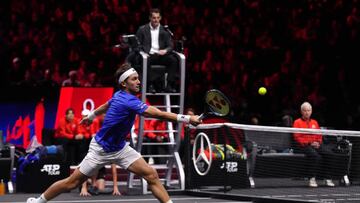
left=80, top=102, right=110, bottom=125
left=142, top=106, right=202, bottom=126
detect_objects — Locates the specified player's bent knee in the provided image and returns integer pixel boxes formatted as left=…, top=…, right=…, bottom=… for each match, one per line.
left=144, top=168, right=159, bottom=184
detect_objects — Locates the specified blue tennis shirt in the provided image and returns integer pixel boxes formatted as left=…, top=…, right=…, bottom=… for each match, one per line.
left=95, top=90, right=148, bottom=152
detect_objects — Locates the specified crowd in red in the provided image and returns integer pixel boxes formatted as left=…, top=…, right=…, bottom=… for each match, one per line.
left=1, top=0, right=360, bottom=129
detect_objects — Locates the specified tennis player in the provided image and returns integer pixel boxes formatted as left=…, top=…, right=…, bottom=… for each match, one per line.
left=27, top=63, right=201, bottom=203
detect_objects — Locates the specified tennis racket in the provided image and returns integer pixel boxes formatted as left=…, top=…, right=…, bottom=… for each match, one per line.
left=198, top=89, right=231, bottom=120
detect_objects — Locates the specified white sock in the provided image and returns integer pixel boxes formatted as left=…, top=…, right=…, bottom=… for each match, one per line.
left=37, top=194, right=47, bottom=203
left=166, top=200, right=173, bottom=203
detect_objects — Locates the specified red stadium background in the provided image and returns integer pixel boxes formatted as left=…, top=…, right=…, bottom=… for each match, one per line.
left=54, top=87, right=114, bottom=128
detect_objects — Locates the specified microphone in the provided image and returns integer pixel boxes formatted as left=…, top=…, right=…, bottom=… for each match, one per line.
left=113, top=44, right=123, bottom=48
left=122, top=34, right=136, bottom=38
left=164, top=25, right=174, bottom=37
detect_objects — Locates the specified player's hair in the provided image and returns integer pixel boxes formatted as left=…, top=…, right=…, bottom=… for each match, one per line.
left=149, top=8, right=161, bottom=18
left=115, top=63, right=133, bottom=89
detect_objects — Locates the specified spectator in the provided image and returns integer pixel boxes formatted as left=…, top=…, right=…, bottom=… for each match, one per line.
left=7, top=57, right=24, bottom=86
left=62, top=70, right=81, bottom=87
left=80, top=164, right=121, bottom=196
left=250, top=114, right=261, bottom=125
left=38, top=69, right=59, bottom=89
left=147, top=118, right=168, bottom=164
left=293, top=102, right=336, bottom=187
left=51, top=62, right=64, bottom=85
left=281, top=115, right=293, bottom=127
left=28, top=58, right=43, bottom=82
left=17, top=70, right=36, bottom=87
left=55, top=108, right=83, bottom=165
left=84, top=72, right=102, bottom=87
left=77, top=60, right=88, bottom=86
left=55, top=108, right=81, bottom=139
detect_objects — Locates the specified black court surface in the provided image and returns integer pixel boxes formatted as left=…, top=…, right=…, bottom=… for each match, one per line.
left=0, top=191, right=252, bottom=203
left=202, top=186, right=360, bottom=203
left=188, top=179, right=360, bottom=203
left=1, top=179, right=360, bottom=203
left=1, top=186, right=360, bottom=203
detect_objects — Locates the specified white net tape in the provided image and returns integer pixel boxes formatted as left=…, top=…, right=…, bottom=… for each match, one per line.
left=191, top=123, right=360, bottom=137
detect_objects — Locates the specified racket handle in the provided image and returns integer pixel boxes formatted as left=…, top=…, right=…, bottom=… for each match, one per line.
left=198, top=113, right=205, bottom=120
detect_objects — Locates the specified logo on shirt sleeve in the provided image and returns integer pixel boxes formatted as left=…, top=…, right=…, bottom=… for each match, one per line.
left=139, top=103, right=147, bottom=110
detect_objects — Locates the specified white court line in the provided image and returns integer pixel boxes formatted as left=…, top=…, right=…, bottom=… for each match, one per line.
left=346, top=198, right=360, bottom=201
left=297, top=197, right=360, bottom=202
left=8, top=197, right=211, bottom=203
left=271, top=195, right=286, bottom=198
left=305, top=194, right=318, bottom=197
left=331, top=194, right=351, bottom=197
left=206, top=202, right=252, bottom=203
left=318, top=199, right=335, bottom=203
left=287, top=195, right=303, bottom=198
left=320, top=194, right=329, bottom=197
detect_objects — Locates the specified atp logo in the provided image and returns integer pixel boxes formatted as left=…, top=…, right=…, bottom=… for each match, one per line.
left=220, top=162, right=238, bottom=173
left=40, top=164, right=60, bottom=175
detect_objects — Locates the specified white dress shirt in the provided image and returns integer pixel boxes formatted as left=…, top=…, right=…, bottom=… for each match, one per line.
left=149, top=23, right=160, bottom=54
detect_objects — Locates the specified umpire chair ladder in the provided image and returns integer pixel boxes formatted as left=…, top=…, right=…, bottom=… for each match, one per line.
left=127, top=51, right=186, bottom=194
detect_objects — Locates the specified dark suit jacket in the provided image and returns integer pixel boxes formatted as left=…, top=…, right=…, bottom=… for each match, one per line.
left=136, top=24, right=173, bottom=54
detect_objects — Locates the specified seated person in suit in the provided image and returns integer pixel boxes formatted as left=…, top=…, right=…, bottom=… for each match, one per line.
left=127, top=8, right=178, bottom=93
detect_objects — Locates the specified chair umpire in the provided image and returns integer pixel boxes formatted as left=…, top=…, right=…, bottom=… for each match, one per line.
left=126, top=8, right=178, bottom=93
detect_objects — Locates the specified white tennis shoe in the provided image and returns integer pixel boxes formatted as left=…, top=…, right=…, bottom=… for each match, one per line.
left=325, top=179, right=335, bottom=187
left=309, top=177, right=318, bottom=187
left=26, top=197, right=38, bottom=203
left=27, top=196, right=47, bottom=203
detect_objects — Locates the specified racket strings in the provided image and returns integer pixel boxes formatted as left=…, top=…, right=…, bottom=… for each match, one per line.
left=206, top=92, right=230, bottom=115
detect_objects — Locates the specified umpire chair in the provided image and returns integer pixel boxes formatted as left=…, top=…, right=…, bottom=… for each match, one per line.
left=123, top=35, right=186, bottom=194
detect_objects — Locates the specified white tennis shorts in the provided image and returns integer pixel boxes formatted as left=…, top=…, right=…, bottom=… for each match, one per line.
left=79, top=138, right=141, bottom=177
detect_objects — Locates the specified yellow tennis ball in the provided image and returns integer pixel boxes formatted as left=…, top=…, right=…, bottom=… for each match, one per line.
left=258, top=87, right=267, bottom=95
